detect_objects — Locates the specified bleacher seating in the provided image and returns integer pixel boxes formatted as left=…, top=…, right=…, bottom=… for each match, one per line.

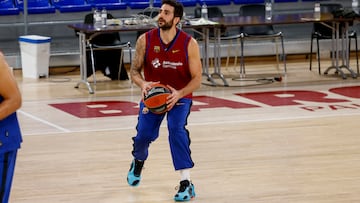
left=198, top=0, right=231, bottom=6
left=232, top=0, right=264, bottom=5
left=16, top=0, right=56, bottom=14
left=274, top=0, right=297, bottom=2
left=153, top=0, right=197, bottom=7
left=123, top=0, right=149, bottom=9
left=52, top=0, right=92, bottom=12
left=2, top=0, right=307, bottom=16
left=0, top=0, right=19, bottom=15
left=274, top=0, right=298, bottom=3
left=87, top=0, right=127, bottom=10
left=0, top=0, right=347, bottom=66
left=178, top=0, right=197, bottom=7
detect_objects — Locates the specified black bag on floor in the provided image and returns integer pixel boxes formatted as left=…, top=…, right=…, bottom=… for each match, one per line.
left=84, top=13, right=129, bottom=80
left=86, top=49, right=129, bottom=80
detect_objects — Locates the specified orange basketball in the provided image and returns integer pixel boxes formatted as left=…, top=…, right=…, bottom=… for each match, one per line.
left=143, top=83, right=171, bottom=114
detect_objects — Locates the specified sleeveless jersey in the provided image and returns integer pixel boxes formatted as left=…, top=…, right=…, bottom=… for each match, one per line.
left=144, top=28, right=192, bottom=98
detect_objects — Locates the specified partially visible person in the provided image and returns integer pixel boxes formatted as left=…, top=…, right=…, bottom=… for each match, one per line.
left=126, top=0, right=202, bottom=201
left=0, top=51, right=23, bottom=203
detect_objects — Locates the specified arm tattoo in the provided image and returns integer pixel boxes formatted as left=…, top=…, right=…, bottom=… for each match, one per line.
left=130, top=35, right=146, bottom=78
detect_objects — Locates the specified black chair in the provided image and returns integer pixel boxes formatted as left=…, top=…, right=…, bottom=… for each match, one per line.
left=194, top=6, right=230, bottom=39
left=238, top=4, right=286, bottom=77
left=309, top=3, right=359, bottom=75
left=83, top=13, right=132, bottom=83
left=194, top=6, right=241, bottom=68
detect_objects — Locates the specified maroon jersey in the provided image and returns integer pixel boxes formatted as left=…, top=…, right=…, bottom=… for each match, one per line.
left=144, top=28, right=192, bottom=98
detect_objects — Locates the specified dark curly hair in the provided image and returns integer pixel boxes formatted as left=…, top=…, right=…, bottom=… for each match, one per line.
left=162, top=0, right=184, bottom=19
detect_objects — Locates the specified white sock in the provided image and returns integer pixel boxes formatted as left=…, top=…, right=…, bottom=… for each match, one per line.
left=179, top=169, right=191, bottom=181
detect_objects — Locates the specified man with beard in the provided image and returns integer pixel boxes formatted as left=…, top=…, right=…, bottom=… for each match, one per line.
left=126, top=0, right=202, bottom=201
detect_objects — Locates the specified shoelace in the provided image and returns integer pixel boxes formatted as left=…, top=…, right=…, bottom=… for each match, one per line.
left=175, top=181, right=190, bottom=193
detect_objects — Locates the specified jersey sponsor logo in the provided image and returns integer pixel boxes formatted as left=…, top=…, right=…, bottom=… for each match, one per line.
left=162, top=61, right=183, bottom=69
left=152, top=58, right=161, bottom=68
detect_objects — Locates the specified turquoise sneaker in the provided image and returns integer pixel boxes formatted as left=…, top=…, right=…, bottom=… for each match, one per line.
left=127, top=159, right=144, bottom=187
left=174, top=180, right=196, bottom=202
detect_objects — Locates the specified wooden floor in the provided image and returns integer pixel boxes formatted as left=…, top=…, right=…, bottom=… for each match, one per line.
left=10, top=55, right=360, bottom=203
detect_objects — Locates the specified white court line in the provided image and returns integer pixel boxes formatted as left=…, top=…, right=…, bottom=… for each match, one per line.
left=18, top=110, right=71, bottom=133
left=21, top=110, right=360, bottom=136
left=189, top=111, right=360, bottom=126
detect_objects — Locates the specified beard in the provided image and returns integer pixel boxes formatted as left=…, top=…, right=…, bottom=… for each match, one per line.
left=158, top=18, right=174, bottom=31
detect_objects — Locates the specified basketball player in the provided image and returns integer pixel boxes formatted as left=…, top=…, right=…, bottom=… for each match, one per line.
left=0, top=51, right=23, bottom=203
left=127, top=0, right=202, bottom=201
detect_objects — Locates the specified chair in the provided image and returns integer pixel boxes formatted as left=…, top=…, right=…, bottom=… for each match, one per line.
left=194, top=6, right=241, bottom=76
left=52, top=0, right=92, bottom=12
left=153, top=0, right=196, bottom=7
left=232, top=0, right=263, bottom=4
left=198, top=0, right=231, bottom=6
left=238, top=4, right=286, bottom=77
left=87, top=0, right=127, bottom=10
left=0, top=0, right=20, bottom=15
left=309, top=3, right=359, bottom=75
left=83, top=13, right=132, bottom=83
left=137, top=6, right=159, bottom=18
left=16, top=0, right=56, bottom=14
left=274, top=0, right=297, bottom=2
left=193, top=6, right=233, bottom=39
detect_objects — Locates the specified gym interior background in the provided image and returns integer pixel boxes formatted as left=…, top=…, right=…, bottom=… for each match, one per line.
left=0, top=0, right=357, bottom=69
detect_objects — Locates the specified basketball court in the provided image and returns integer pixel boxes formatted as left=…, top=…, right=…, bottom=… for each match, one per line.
left=9, top=57, right=360, bottom=202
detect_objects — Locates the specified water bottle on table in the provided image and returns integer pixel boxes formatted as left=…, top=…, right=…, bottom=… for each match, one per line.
left=265, top=0, right=272, bottom=20
left=101, top=7, right=107, bottom=27
left=314, top=2, right=321, bottom=20
left=352, top=0, right=359, bottom=14
left=93, top=8, right=102, bottom=30
left=201, top=3, right=208, bottom=20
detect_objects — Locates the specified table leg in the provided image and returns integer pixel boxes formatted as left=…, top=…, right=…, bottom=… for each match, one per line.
left=211, top=27, right=229, bottom=86
left=201, top=27, right=216, bottom=86
left=339, top=22, right=357, bottom=78
left=324, top=22, right=357, bottom=79
left=74, top=32, right=94, bottom=94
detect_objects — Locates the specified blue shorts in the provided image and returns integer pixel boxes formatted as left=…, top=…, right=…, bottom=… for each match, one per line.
left=0, top=150, right=18, bottom=203
left=132, top=98, right=194, bottom=170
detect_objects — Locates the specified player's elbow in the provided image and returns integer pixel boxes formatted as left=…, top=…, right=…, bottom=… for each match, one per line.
left=13, top=94, right=22, bottom=111
left=193, top=75, right=202, bottom=90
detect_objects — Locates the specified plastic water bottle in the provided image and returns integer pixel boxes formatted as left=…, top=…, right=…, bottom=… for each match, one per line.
left=201, top=3, right=208, bottom=20
left=93, top=9, right=102, bottom=29
left=265, top=0, right=272, bottom=20
left=352, top=0, right=359, bottom=14
left=314, top=2, right=321, bottom=20
left=101, top=8, right=107, bottom=27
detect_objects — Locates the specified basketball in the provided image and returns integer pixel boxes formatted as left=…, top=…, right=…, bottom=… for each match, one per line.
left=143, top=83, right=171, bottom=114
